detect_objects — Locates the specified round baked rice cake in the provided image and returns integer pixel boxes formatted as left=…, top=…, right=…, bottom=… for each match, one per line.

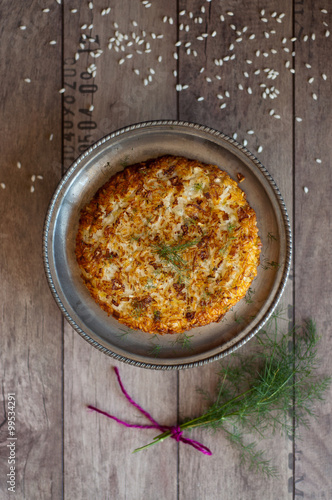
left=75, top=155, right=261, bottom=334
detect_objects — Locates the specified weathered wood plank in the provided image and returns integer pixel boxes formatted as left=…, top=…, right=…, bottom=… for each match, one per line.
left=177, top=1, right=294, bottom=498
left=294, top=2, right=332, bottom=498
left=0, top=1, right=63, bottom=499
left=62, top=2, right=179, bottom=499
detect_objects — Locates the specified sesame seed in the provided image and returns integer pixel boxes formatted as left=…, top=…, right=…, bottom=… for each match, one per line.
left=217, top=94, right=223, bottom=99
left=220, top=103, right=227, bottom=109
left=227, top=11, right=234, bottom=16
left=247, top=130, right=254, bottom=135
left=311, top=33, right=316, bottom=40
left=179, top=9, right=186, bottom=15
left=322, top=73, right=327, bottom=80
left=303, top=186, right=309, bottom=194
left=220, top=15, right=225, bottom=22
left=119, top=58, right=125, bottom=65
left=58, top=88, right=65, bottom=93
left=254, top=69, right=260, bottom=75
left=162, top=16, right=167, bottom=22
left=236, top=37, right=242, bottom=42
left=246, top=60, right=252, bottom=64
left=81, top=24, right=87, bottom=29
left=206, top=77, right=212, bottom=83
left=200, top=67, right=205, bottom=73
left=31, top=175, right=36, bottom=182
left=279, top=13, right=285, bottom=18
left=197, top=97, right=204, bottom=101
left=1, top=183, right=5, bottom=189
left=312, top=93, right=318, bottom=100
left=144, top=78, right=148, bottom=86
left=325, top=30, right=330, bottom=37
left=158, top=56, right=162, bottom=63
left=316, top=158, right=322, bottom=164
left=256, top=50, right=260, bottom=57
left=244, top=71, right=249, bottom=78
left=233, top=132, right=238, bottom=139
left=271, top=11, right=277, bottom=17
left=169, top=17, right=174, bottom=25
left=49, top=134, right=54, bottom=141
left=303, top=35, right=309, bottom=41
left=225, top=91, right=230, bottom=98
left=238, top=83, right=244, bottom=90
left=71, top=8, right=78, bottom=12
left=247, top=87, right=252, bottom=94
left=321, top=8, right=328, bottom=14
left=24, top=78, right=31, bottom=83
left=249, top=34, right=255, bottom=40
left=271, top=49, right=277, bottom=54
left=243, top=139, right=248, bottom=146
left=176, top=84, right=183, bottom=91
left=89, top=2, right=93, bottom=9
left=49, top=40, right=57, bottom=45
left=274, top=114, right=281, bottom=119
left=211, top=31, right=217, bottom=37
left=261, top=18, right=268, bottom=23
left=89, top=104, right=94, bottom=111
left=30, top=185, right=35, bottom=193
left=305, top=63, right=312, bottom=69
left=19, top=25, right=27, bottom=30
left=285, top=61, right=290, bottom=68
left=173, top=70, right=177, bottom=77
left=269, top=109, right=275, bottom=116
left=173, top=52, right=178, bottom=60
left=42, top=8, right=50, bottom=12
left=258, top=146, right=263, bottom=153
left=295, top=117, right=302, bottom=122
left=308, top=77, right=314, bottom=84
left=264, top=32, right=269, bottom=38
left=17, top=161, right=22, bottom=169
left=260, top=9, right=265, bottom=15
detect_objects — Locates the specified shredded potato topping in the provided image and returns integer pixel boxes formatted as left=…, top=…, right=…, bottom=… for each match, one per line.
left=75, top=156, right=261, bottom=334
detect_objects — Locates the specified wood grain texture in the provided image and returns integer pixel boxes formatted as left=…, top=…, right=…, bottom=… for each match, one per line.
left=0, top=1, right=63, bottom=499
left=62, top=2, right=179, bottom=499
left=177, top=1, right=294, bottom=498
left=293, top=2, right=332, bottom=498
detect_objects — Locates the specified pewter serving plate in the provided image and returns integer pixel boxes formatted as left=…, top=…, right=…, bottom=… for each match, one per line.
left=43, top=121, right=291, bottom=369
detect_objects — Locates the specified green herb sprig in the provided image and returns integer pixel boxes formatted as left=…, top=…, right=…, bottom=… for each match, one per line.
left=153, top=239, right=201, bottom=271
left=134, top=312, right=330, bottom=476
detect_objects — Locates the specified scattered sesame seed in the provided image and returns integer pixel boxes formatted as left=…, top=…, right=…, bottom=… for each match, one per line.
left=49, top=133, right=54, bottom=141
left=260, top=9, right=265, bottom=15
left=173, top=52, right=178, bottom=60
left=158, top=56, right=162, bottom=63
left=261, top=18, right=268, bottom=23
left=295, top=117, right=302, bottom=122
left=81, top=24, right=87, bottom=29
left=233, top=132, right=238, bottom=139
left=89, top=104, right=94, bottom=111
left=49, top=40, right=57, bottom=45
left=246, top=60, right=252, bottom=64
left=42, top=8, right=50, bottom=13
left=24, top=78, right=31, bottom=83
left=19, top=25, right=27, bottom=30
left=271, top=11, right=277, bottom=17
left=243, top=139, right=248, bottom=146
left=308, top=77, right=314, bottom=84
left=225, top=91, right=230, bottom=98
left=258, top=146, right=263, bottom=153
left=71, top=8, right=78, bottom=12
left=119, top=58, right=125, bottom=65
left=144, top=78, right=148, bottom=86
left=325, top=30, right=330, bottom=37
left=256, top=50, right=260, bottom=57
left=88, top=2, right=93, bottom=9
left=249, top=34, right=255, bottom=40
left=269, top=109, right=275, bottom=116
left=303, top=35, right=309, bottom=41
left=238, top=83, right=244, bottom=90
left=247, top=130, right=254, bottom=135
left=312, top=93, right=318, bottom=100
left=254, top=69, right=261, bottom=75
left=220, top=15, right=225, bottom=22
left=173, top=70, right=177, bottom=77
left=197, top=97, right=204, bottom=101
left=176, top=84, right=183, bottom=91
left=311, top=33, right=316, bottom=40
left=58, top=88, right=65, bottom=93
left=303, top=186, right=309, bottom=194
left=305, top=63, right=312, bottom=69
left=30, top=185, right=35, bottom=193
left=247, top=87, right=252, bottom=94
left=320, top=8, right=328, bottom=14
left=226, top=11, right=234, bottom=16
left=169, top=17, right=174, bottom=25
left=1, top=183, right=6, bottom=189
left=274, top=114, right=281, bottom=119
left=322, top=73, right=327, bottom=80
left=179, top=9, right=186, bottom=15
left=315, top=158, right=322, bottom=164
left=220, top=103, right=227, bottom=109
left=31, top=175, right=36, bottom=182
left=17, top=161, right=22, bottom=169
left=211, top=31, right=217, bottom=37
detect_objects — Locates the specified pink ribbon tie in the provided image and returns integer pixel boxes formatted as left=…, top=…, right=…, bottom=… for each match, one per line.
left=87, top=367, right=212, bottom=456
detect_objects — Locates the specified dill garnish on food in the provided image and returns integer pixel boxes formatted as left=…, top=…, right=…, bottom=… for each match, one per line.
left=134, top=311, right=331, bottom=476
left=153, top=238, right=201, bottom=271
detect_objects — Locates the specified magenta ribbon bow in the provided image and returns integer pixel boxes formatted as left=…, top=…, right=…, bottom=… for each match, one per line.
left=88, top=367, right=212, bottom=456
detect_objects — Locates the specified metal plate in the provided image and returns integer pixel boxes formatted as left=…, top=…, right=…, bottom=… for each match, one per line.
left=43, top=121, right=292, bottom=369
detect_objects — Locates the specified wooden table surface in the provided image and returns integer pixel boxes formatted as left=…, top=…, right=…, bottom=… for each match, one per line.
left=1, top=1, right=331, bottom=499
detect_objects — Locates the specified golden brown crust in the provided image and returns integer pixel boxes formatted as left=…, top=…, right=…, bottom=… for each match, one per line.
left=76, top=155, right=261, bottom=334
